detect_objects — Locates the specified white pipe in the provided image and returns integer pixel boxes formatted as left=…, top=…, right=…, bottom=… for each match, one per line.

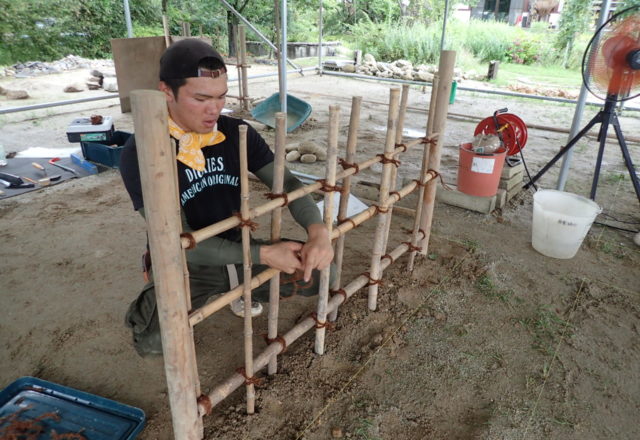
left=319, top=0, right=324, bottom=76
left=123, top=0, right=133, bottom=38
left=557, top=0, right=612, bottom=190
left=279, top=0, right=288, bottom=114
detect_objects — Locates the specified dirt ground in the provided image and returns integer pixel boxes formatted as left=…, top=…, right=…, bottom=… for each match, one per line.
left=1, top=61, right=639, bottom=440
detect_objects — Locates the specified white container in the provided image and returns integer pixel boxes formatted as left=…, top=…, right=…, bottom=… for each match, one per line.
left=532, top=189, right=601, bottom=259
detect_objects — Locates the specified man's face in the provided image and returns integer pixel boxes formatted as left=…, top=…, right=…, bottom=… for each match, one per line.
left=160, top=75, right=228, bottom=133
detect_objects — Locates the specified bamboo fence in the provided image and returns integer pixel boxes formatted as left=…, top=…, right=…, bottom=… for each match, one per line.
left=130, top=50, right=456, bottom=440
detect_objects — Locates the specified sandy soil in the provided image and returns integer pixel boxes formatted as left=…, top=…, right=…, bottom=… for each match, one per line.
left=1, top=62, right=639, bottom=439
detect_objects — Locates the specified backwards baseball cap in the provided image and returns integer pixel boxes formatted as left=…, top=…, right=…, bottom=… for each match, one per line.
left=159, top=39, right=227, bottom=81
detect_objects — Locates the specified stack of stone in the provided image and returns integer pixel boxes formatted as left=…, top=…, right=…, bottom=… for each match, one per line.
left=353, top=53, right=485, bottom=83
left=285, top=141, right=327, bottom=163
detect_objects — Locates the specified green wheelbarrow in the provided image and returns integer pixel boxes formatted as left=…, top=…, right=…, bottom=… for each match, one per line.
left=250, top=93, right=312, bottom=133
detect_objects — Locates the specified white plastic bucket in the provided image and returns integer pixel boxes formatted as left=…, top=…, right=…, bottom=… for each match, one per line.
left=532, top=189, right=602, bottom=259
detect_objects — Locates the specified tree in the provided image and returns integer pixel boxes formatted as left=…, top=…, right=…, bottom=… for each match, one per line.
left=554, top=0, right=592, bottom=67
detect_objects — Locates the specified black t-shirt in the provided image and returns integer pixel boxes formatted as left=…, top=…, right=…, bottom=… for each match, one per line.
left=120, top=115, right=274, bottom=240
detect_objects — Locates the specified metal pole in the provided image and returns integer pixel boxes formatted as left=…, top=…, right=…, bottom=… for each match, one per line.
left=279, top=0, right=288, bottom=114
left=218, top=0, right=301, bottom=73
left=319, top=0, right=324, bottom=76
left=440, top=0, right=450, bottom=52
left=556, top=0, right=611, bottom=190
left=123, top=0, right=133, bottom=38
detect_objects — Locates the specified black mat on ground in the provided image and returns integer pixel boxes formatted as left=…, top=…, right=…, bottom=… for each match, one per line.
left=0, top=157, right=92, bottom=199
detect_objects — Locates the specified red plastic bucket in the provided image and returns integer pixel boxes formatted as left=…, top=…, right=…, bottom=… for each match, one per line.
left=457, top=143, right=506, bottom=197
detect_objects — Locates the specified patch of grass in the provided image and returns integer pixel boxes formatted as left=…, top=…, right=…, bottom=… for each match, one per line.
left=475, top=274, right=518, bottom=304
left=489, top=62, right=581, bottom=88
left=353, top=419, right=381, bottom=440
left=603, top=172, right=626, bottom=184
left=594, top=238, right=631, bottom=259
left=462, top=239, right=480, bottom=252
left=518, top=306, right=572, bottom=356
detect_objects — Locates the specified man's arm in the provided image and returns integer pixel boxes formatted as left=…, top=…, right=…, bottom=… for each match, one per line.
left=138, top=207, right=304, bottom=273
left=255, top=163, right=334, bottom=281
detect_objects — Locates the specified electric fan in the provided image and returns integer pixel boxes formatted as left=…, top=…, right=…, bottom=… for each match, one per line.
left=525, top=5, right=640, bottom=203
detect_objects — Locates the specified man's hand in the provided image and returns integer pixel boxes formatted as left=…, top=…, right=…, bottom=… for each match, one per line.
left=260, top=241, right=304, bottom=274
left=300, top=223, right=334, bottom=282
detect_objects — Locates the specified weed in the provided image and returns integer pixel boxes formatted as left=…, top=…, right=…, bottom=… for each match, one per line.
left=519, top=306, right=572, bottom=356
left=604, top=172, right=626, bottom=184
left=353, top=419, right=381, bottom=440
left=462, top=239, right=480, bottom=252
left=475, top=274, right=517, bottom=304
left=550, top=415, right=575, bottom=428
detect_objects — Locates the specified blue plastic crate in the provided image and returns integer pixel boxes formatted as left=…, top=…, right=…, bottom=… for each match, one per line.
left=0, top=377, right=145, bottom=439
left=80, top=131, right=132, bottom=168
left=251, top=93, right=312, bottom=133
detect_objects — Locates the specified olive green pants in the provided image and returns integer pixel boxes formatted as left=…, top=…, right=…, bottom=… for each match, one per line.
left=125, top=258, right=335, bottom=355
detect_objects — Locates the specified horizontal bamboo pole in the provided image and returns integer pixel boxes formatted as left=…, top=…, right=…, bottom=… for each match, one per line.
left=189, top=268, right=278, bottom=326
left=187, top=173, right=436, bottom=328
left=180, top=141, right=425, bottom=249
left=201, top=239, right=413, bottom=414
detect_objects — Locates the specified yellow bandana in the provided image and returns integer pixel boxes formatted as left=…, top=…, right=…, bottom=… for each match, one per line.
left=168, top=117, right=226, bottom=171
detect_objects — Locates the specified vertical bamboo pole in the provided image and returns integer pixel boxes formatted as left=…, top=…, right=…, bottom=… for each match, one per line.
left=367, top=88, right=401, bottom=311
left=407, top=74, right=439, bottom=272
left=381, top=84, right=409, bottom=252
left=235, top=26, right=245, bottom=109
left=130, top=90, right=202, bottom=440
left=328, top=96, right=362, bottom=322
left=267, top=113, right=287, bottom=374
left=239, top=26, right=250, bottom=111
left=238, top=125, right=256, bottom=414
left=314, top=105, right=340, bottom=355
left=419, top=51, right=456, bottom=256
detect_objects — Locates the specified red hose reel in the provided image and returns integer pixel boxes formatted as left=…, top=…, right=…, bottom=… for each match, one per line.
left=474, top=110, right=528, bottom=156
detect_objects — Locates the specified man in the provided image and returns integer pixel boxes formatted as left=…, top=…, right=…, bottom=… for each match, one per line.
left=120, top=38, right=334, bottom=356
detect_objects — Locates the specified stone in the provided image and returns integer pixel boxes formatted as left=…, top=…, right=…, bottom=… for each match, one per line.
left=331, top=427, right=343, bottom=438
left=285, top=150, right=301, bottom=162
left=90, top=69, right=104, bottom=78
left=103, top=77, right=118, bottom=92
left=285, top=143, right=300, bottom=152
left=64, top=84, right=84, bottom=93
left=6, top=90, right=29, bottom=99
left=394, top=59, right=412, bottom=69
left=0, top=85, right=5, bottom=95
left=86, top=83, right=101, bottom=90
left=415, top=71, right=434, bottom=82
left=342, top=63, right=356, bottom=73
left=300, top=153, right=317, bottom=163
left=298, top=140, right=327, bottom=160
left=363, top=53, right=376, bottom=64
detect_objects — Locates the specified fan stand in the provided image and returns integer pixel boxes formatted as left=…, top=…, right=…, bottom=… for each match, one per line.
left=524, top=94, right=640, bottom=205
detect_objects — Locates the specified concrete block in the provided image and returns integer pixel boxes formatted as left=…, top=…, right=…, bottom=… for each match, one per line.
left=507, top=181, right=523, bottom=200
left=499, top=171, right=523, bottom=190
left=501, top=162, right=524, bottom=179
left=496, top=188, right=507, bottom=209
left=436, top=186, right=496, bottom=213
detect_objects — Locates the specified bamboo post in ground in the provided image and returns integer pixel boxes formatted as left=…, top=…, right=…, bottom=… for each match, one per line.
left=381, top=84, right=409, bottom=252
left=238, top=125, right=257, bottom=414
left=235, top=27, right=245, bottom=109
left=367, top=88, right=401, bottom=311
left=267, top=113, right=287, bottom=374
left=130, top=90, right=202, bottom=440
left=239, top=26, right=250, bottom=111
left=408, top=74, right=439, bottom=272
left=314, top=105, right=340, bottom=355
left=328, top=96, right=362, bottom=322
left=419, top=51, right=456, bottom=256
